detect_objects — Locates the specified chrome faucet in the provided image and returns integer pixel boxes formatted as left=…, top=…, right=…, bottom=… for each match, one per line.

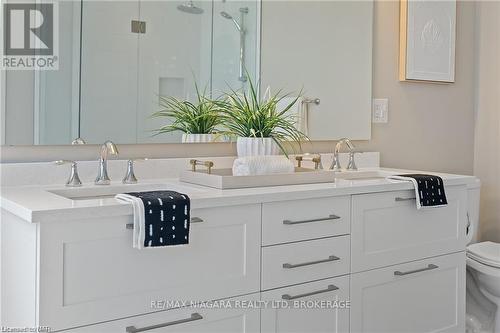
left=330, top=138, right=356, bottom=171
left=95, top=140, right=119, bottom=185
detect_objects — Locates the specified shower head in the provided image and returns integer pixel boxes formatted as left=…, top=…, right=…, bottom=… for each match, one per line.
left=177, top=1, right=204, bottom=14
left=220, top=11, right=242, bottom=31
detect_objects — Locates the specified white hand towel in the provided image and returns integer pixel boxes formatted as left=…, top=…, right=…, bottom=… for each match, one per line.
left=232, top=155, right=295, bottom=176
left=115, top=194, right=145, bottom=249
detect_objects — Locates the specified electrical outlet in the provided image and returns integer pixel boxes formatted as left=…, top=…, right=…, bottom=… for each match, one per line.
left=372, top=98, right=389, bottom=123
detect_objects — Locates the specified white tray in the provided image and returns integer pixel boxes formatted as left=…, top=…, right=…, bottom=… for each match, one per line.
left=179, top=168, right=335, bottom=189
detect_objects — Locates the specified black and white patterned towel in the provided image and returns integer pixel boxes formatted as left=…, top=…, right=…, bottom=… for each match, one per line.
left=387, top=174, right=448, bottom=209
left=115, top=191, right=190, bottom=249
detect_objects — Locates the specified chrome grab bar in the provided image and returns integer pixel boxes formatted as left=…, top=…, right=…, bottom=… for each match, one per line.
left=283, top=214, right=340, bottom=225
left=126, top=217, right=204, bottom=230
left=394, top=264, right=438, bottom=276
left=283, top=255, right=340, bottom=269
left=395, top=197, right=416, bottom=202
left=125, top=313, right=203, bottom=333
left=281, top=285, right=339, bottom=301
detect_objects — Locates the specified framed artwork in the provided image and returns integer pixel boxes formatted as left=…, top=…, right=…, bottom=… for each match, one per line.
left=399, top=0, right=456, bottom=83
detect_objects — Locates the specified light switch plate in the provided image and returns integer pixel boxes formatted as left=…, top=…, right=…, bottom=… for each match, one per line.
left=372, top=98, right=389, bottom=123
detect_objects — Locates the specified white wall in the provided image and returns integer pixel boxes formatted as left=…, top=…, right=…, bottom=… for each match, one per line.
left=354, top=0, right=476, bottom=175
left=261, top=0, right=373, bottom=141
left=474, top=1, right=500, bottom=242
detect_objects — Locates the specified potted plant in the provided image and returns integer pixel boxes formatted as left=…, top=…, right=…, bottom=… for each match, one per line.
left=152, top=84, right=223, bottom=143
left=218, top=77, right=307, bottom=157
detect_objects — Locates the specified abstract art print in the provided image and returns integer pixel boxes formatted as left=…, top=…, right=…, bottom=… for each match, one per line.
left=399, top=0, right=456, bottom=83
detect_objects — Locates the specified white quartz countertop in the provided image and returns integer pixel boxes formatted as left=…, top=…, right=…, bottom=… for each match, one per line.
left=0, top=168, right=478, bottom=223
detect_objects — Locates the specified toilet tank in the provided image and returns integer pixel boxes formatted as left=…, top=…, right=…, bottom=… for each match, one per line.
left=467, top=179, right=481, bottom=244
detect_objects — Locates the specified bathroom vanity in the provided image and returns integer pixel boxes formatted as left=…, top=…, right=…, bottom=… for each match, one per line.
left=0, top=166, right=477, bottom=333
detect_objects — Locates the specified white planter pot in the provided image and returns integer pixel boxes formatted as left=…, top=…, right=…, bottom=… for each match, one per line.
left=236, top=137, right=280, bottom=157
left=182, top=134, right=215, bottom=143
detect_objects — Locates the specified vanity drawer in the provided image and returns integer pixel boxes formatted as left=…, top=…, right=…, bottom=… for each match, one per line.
left=261, top=276, right=350, bottom=333
left=262, top=196, right=350, bottom=245
left=350, top=252, right=465, bottom=333
left=65, top=294, right=260, bottom=333
left=37, top=204, right=261, bottom=331
left=262, top=235, right=350, bottom=290
left=351, top=185, right=468, bottom=272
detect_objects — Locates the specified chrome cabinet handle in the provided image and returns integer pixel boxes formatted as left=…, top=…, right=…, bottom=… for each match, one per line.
left=283, top=255, right=340, bottom=269
left=126, top=217, right=204, bottom=229
left=395, top=197, right=416, bottom=202
left=282, top=285, right=339, bottom=301
left=125, top=313, right=203, bottom=333
left=394, top=264, right=438, bottom=276
left=283, top=214, right=340, bottom=225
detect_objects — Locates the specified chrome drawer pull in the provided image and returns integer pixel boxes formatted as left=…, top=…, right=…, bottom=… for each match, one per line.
left=395, top=197, right=416, bottom=202
left=394, top=264, right=439, bottom=276
left=126, top=217, right=204, bottom=229
left=125, top=313, right=203, bottom=333
left=283, top=255, right=340, bottom=269
left=283, top=214, right=340, bottom=225
left=282, top=284, right=339, bottom=300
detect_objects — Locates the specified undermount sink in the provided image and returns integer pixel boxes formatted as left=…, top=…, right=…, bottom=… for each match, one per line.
left=48, top=183, right=203, bottom=201
left=332, top=170, right=395, bottom=181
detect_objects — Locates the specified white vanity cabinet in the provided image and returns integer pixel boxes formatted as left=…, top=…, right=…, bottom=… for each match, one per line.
left=0, top=180, right=472, bottom=333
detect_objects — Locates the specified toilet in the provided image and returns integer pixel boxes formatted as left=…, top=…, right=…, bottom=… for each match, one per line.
left=466, top=180, right=500, bottom=332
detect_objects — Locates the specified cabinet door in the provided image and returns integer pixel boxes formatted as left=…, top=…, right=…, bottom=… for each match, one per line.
left=351, top=185, right=468, bottom=272
left=39, top=204, right=261, bottom=330
left=261, top=276, right=350, bottom=333
left=350, top=252, right=465, bottom=333
left=66, top=294, right=260, bottom=333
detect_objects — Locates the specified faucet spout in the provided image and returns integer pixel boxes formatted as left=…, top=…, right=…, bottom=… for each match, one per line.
left=95, top=140, right=119, bottom=185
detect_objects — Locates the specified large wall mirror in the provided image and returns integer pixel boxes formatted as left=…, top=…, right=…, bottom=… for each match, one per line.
left=1, top=0, right=373, bottom=146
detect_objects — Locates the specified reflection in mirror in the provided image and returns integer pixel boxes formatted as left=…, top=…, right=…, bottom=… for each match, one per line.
left=1, top=0, right=259, bottom=145
left=2, top=0, right=81, bottom=145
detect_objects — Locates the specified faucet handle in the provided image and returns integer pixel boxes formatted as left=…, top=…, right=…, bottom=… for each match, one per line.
left=347, top=151, right=363, bottom=171
left=122, top=158, right=147, bottom=184
left=54, top=160, right=82, bottom=187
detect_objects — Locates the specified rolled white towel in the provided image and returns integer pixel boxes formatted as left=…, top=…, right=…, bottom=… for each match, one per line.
left=233, top=155, right=295, bottom=176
